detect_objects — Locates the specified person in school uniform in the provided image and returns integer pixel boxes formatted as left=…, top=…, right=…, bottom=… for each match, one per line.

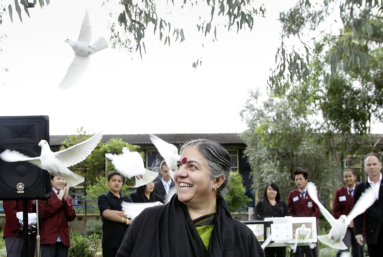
left=287, top=167, right=320, bottom=257
left=98, top=171, right=133, bottom=257
left=333, top=168, right=364, bottom=257
left=39, top=175, right=76, bottom=257
left=3, top=200, right=36, bottom=257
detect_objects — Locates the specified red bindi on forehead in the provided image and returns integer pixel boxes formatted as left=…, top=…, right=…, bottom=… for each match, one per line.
left=182, top=157, right=187, bottom=164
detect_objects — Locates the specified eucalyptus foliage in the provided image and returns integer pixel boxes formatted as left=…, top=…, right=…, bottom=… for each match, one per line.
left=240, top=90, right=340, bottom=199
left=270, top=0, right=383, bottom=97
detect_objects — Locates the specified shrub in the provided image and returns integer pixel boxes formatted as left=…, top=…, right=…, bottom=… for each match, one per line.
left=85, top=219, right=103, bottom=238
left=69, top=230, right=100, bottom=257
left=224, top=172, right=252, bottom=212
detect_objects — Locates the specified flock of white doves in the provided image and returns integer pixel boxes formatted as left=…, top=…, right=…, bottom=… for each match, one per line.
left=0, top=132, right=178, bottom=220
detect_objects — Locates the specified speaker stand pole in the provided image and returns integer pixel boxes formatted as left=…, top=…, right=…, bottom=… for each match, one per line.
left=22, top=200, right=30, bottom=257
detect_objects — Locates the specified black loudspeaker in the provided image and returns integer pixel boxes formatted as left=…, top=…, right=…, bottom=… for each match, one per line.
left=0, top=116, right=51, bottom=200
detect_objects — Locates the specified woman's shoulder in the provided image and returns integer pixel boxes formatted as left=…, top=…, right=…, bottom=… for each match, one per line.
left=132, top=204, right=166, bottom=225
left=154, top=193, right=165, bottom=203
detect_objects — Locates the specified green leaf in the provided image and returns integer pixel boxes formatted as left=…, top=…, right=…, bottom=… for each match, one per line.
left=46, top=0, right=50, bottom=4
left=38, top=0, right=44, bottom=7
left=14, top=0, right=22, bottom=22
left=8, top=5, right=13, bottom=23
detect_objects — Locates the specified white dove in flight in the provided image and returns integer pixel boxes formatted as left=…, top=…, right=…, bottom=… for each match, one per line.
left=149, top=134, right=178, bottom=179
left=105, top=147, right=146, bottom=178
left=0, top=131, right=103, bottom=187
left=59, top=10, right=108, bottom=90
left=121, top=201, right=163, bottom=220
left=307, top=182, right=376, bottom=250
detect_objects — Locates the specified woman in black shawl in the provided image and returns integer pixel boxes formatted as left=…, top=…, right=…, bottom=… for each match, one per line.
left=254, top=182, right=289, bottom=257
left=116, top=139, right=264, bottom=257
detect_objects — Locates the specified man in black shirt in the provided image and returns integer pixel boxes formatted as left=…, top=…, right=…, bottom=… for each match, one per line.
left=98, top=171, right=132, bottom=257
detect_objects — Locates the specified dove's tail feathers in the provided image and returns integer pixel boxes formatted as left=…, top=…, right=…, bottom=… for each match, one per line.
left=89, top=37, right=108, bottom=55
left=318, top=235, right=347, bottom=250
left=347, top=187, right=377, bottom=223
left=61, top=171, right=85, bottom=187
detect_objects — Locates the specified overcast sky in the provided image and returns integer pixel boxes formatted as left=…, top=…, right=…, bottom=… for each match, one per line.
left=0, top=0, right=381, bottom=136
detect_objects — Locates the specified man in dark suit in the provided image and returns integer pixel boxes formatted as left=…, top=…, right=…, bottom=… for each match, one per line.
left=287, top=167, right=320, bottom=257
left=39, top=175, right=76, bottom=257
left=154, top=161, right=175, bottom=198
left=354, top=153, right=383, bottom=257
left=333, top=168, right=363, bottom=257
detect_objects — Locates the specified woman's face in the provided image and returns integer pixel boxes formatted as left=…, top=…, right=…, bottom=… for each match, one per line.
left=174, top=146, right=215, bottom=206
left=266, top=186, right=277, bottom=200
left=343, top=170, right=357, bottom=187
left=145, top=182, right=155, bottom=194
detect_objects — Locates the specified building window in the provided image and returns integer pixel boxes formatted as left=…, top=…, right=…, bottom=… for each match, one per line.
left=146, top=150, right=163, bottom=172
left=228, top=150, right=238, bottom=172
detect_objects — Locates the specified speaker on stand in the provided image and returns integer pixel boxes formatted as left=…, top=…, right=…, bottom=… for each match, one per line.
left=0, top=115, right=51, bottom=257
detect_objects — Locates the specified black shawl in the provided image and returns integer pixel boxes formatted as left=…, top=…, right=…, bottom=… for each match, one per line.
left=116, top=194, right=264, bottom=257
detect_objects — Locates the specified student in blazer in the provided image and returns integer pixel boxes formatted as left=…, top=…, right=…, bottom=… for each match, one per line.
left=39, top=175, right=76, bottom=257
left=333, top=169, right=363, bottom=257
left=287, top=167, right=319, bottom=257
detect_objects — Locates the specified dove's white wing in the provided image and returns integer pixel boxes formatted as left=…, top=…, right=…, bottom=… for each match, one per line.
left=346, top=187, right=376, bottom=224
left=164, top=187, right=177, bottom=204
left=121, top=201, right=163, bottom=220
left=77, top=10, right=92, bottom=43
left=150, top=134, right=179, bottom=171
left=59, top=54, right=90, bottom=90
left=89, top=37, right=108, bottom=55
left=307, top=182, right=335, bottom=224
left=132, top=169, right=158, bottom=188
left=0, top=149, right=43, bottom=168
left=55, top=131, right=103, bottom=167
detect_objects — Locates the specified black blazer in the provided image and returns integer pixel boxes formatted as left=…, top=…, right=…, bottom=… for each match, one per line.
left=354, top=179, right=383, bottom=244
left=129, top=191, right=164, bottom=203
left=154, top=179, right=175, bottom=198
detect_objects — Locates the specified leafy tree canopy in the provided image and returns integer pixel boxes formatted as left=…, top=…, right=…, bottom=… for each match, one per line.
left=269, top=0, right=383, bottom=94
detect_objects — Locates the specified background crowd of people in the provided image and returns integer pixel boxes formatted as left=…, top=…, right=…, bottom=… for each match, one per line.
left=2, top=145, right=383, bottom=257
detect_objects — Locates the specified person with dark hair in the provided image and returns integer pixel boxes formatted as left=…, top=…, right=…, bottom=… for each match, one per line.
left=3, top=200, right=36, bottom=257
left=354, top=153, right=383, bottom=257
left=255, top=182, right=289, bottom=257
left=333, top=169, right=363, bottom=257
left=130, top=181, right=164, bottom=203
left=39, top=175, right=76, bottom=257
left=154, top=160, right=175, bottom=198
left=98, top=171, right=133, bottom=257
left=116, top=139, right=264, bottom=257
left=287, top=167, right=320, bottom=257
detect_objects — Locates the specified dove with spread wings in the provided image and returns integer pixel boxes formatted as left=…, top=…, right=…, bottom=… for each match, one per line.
left=307, top=182, right=376, bottom=249
left=59, top=10, right=108, bottom=90
left=0, top=131, right=103, bottom=187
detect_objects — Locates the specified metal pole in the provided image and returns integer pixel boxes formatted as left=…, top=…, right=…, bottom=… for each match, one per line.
left=22, top=200, right=29, bottom=257
left=36, top=199, right=40, bottom=257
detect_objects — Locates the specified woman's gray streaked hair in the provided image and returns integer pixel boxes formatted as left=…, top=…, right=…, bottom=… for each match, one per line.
left=180, top=139, right=231, bottom=195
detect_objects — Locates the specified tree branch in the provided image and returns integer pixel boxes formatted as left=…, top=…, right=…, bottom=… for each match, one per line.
left=339, top=34, right=383, bottom=43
